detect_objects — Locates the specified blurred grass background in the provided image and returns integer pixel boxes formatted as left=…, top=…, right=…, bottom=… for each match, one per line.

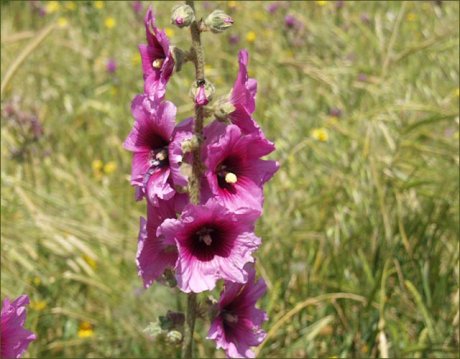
left=1, top=0, right=459, bottom=358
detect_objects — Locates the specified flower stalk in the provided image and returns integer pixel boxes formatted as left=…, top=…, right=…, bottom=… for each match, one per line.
left=183, top=1, right=202, bottom=357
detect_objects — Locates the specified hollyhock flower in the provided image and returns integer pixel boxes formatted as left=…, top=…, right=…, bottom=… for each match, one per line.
left=124, top=95, right=192, bottom=205
left=139, top=7, right=175, bottom=99
left=158, top=199, right=261, bottom=293
left=1, top=295, right=36, bottom=359
left=208, top=265, right=268, bottom=358
left=202, top=123, right=279, bottom=213
left=136, top=195, right=187, bottom=287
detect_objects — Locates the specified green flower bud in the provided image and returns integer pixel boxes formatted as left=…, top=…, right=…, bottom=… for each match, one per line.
left=189, top=80, right=215, bottom=106
left=171, top=4, right=195, bottom=28
left=204, top=10, right=234, bottom=33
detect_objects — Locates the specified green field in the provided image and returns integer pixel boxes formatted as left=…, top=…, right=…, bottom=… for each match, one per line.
left=1, top=1, right=459, bottom=357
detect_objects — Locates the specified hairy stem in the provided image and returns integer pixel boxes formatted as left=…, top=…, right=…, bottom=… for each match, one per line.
left=182, top=1, right=204, bottom=358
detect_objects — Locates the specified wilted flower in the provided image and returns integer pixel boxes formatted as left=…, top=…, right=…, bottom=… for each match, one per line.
left=208, top=265, right=268, bottom=358
left=158, top=200, right=261, bottom=293
left=1, top=295, right=36, bottom=358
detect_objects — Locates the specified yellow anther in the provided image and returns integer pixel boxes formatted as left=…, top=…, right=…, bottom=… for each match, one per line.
left=225, top=172, right=237, bottom=184
left=156, top=150, right=167, bottom=161
left=152, top=58, right=164, bottom=69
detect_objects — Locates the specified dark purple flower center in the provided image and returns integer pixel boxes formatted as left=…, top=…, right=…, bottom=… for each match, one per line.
left=188, top=225, right=232, bottom=261
left=149, top=146, right=169, bottom=169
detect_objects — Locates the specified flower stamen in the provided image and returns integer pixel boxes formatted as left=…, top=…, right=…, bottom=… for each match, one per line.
left=224, top=172, right=237, bottom=184
left=152, top=58, right=165, bottom=69
left=222, top=312, right=238, bottom=324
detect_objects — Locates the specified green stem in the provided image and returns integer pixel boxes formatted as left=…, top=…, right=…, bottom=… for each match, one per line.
left=182, top=1, right=205, bottom=358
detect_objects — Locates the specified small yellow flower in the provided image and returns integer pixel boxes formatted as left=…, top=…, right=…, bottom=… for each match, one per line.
left=311, top=128, right=329, bottom=142
left=78, top=321, right=94, bottom=338
left=58, top=17, right=69, bottom=28
left=30, top=300, right=47, bottom=312
left=104, top=17, right=116, bottom=29
left=316, top=0, right=328, bottom=6
left=227, top=1, right=238, bottom=9
left=246, top=31, right=256, bottom=43
left=406, top=13, right=416, bottom=22
left=94, top=1, right=104, bottom=10
left=46, top=1, right=60, bottom=13
left=103, top=161, right=117, bottom=175
left=92, top=159, right=104, bottom=172
left=65, top=2, right=76, bottom=10
left=83, top=255, right=97, bottom=269
left=32, top=276, right=41, bottom=286
left=165, top=27, right=175, bottom=38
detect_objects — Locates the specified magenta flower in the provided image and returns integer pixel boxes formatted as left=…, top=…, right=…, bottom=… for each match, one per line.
left=208, top=265, right=267, bottom=358
left=106, top=58, right=117, bottom=74
left=202, top=123, right=279, bottom=213
left=132, top=0, right=143, bottom=15
left=284, top=14, right=299, bottom=29
left=124, top=95, right=192, bottom=205
left=137, top=195, right=187, bottom=288
left=1, top=295, right=36, bottom=359
left=195, top=84, right=209, bottom=106
left=158, top=200, right=261, bottom=293
left=139, top=7, right=175, bottom=99
left=266, top=2, right=280, bottom=14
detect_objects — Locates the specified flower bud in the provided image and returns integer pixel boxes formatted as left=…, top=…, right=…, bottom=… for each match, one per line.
left=171, top=4, right=195, bottom=28
left=190, top=80, right=215, bottom=106
left=204, top=10, right=234, bottom=33
left=166, top=330, right=182, bottom=344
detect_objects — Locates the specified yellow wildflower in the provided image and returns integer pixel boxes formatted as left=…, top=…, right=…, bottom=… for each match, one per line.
left=246, top=31, right=256, bottom=43
left=103, top=161, right=117, bottom=175
left=78, top=321, right=94, bottom=338
left=65, top=2, right=76, bottom=10
left=46, top=1, right=60, bottom=13
left=58, top=17, right=69, bottom=28
left=316, top=0, right=328, bottom=6
left=227, top=1, right=238, bottom=10
left=406, top=13, right=416, bottom=22
left=30, top=300, right=47, bottom=312
left=311, top=128, right=329, bottom=142
left=92, top=159, right=103, bottom=172
left=94, top=1, right=104, bottom=9
left=165, top=27, right=175, bottom=38
left=83, top=255, right=97, bottom=269
left=104, top=17, right=116, bottom=29
left=32, top=276, right=41, bottom=286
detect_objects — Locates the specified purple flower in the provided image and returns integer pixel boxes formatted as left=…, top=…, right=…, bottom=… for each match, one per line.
left=266, top=2, right=280, bottom=14
left=329, top=107, right=342, bottom=118
left=202, top=123, right=279, bottom=213
left=208, top=265, right=267, bottom=358
left=106, top=58, right=117, bottom=74
left=158, top=200, right=261, bottom=293
left=139, top=7, right=175, bottom=99
left=124, top=95, right=192, bottom=205
left=132, top=1, right=143, bottom=15
left=229, top=50, right=262, bottom=135
left=195, top=85, right=209, bottom=106
left=284, top=15, right=298, bottom=29
left=1, top=295, right=36, bottom=359
left=137, top=195, right=187, bottom=288
left=228, top=34, right=240, bottom=45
